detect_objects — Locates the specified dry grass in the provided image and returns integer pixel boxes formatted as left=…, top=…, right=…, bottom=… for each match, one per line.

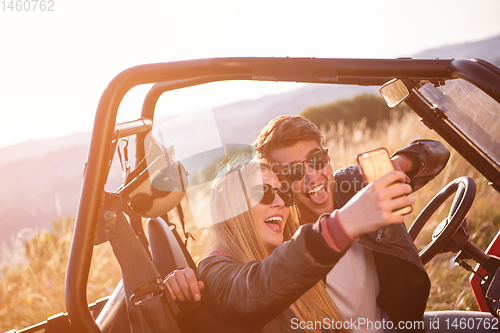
left=1, top=111, right=500, bottom=331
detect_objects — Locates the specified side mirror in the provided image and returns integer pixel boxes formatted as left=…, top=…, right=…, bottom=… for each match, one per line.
left=379, top=79, right=410, bottom=108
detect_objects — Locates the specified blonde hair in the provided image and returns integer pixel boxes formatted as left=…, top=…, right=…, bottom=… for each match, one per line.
left=209, top=155, right=345, bottom=333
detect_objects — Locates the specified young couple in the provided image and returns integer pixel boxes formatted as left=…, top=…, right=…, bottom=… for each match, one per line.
left=165, top=115, right=450, bottom=332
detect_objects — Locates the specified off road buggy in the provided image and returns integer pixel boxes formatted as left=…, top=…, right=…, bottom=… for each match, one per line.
left=7, top=56, right=500, bottom=332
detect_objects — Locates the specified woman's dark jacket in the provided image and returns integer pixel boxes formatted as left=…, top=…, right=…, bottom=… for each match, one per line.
left=197, top=140, right=450, bottom=333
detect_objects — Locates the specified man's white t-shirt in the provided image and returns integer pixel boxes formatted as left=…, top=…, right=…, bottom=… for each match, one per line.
left=326, top=242, right=383, bottom=333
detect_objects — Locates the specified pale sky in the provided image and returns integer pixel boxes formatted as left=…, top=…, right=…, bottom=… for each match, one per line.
left=1, top=0, right=500, bottom=148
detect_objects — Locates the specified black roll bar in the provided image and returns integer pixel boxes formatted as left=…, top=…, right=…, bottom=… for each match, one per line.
left=66, top=57, right=500, bottom=332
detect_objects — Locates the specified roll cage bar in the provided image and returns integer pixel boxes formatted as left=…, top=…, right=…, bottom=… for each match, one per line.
left=66, top=57, right=500, bottom=333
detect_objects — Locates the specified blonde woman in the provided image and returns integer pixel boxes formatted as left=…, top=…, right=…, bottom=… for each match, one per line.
left=167, top=156, right=346, bottom=332
left=165, top=156, right=412, bottom=332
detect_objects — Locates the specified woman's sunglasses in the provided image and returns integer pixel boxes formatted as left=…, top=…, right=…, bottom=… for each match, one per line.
left=250, top=184, right=294, bottom=207
left=280, top=148, right=329, bottom=184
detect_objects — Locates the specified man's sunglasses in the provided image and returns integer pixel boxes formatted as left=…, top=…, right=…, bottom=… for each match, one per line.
left=280, top=148, right=329, bottom=184
left=250, top=184, right=294, bottom=207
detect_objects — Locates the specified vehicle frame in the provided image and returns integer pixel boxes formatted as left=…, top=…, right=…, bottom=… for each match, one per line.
left=7, top=56, right=500, bottom=333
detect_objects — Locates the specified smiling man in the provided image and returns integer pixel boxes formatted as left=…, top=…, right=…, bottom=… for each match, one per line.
left=252, top=115, right=450, bottom=333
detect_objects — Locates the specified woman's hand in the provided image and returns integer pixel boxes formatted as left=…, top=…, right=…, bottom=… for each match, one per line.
left=164, top=267, right=204, bottom=302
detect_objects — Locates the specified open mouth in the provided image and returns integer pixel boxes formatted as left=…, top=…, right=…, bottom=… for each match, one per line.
left=264, top=216, right=283, bottom=233
left=306, top=182, right=329, bottom=205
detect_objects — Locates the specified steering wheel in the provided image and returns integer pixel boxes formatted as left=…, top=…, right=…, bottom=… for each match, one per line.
left=408, top=177, right=476, bottom=265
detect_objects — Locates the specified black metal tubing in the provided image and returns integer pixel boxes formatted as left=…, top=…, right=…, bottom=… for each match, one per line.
left=333, top=58, right=452, bottom=79
left=462, top=241, right=492, bottom=268
left=65, top=57, right=499, bottom=332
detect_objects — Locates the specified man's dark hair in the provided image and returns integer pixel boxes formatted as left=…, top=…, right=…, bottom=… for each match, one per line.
left=252, top=115, right=323, bottom=160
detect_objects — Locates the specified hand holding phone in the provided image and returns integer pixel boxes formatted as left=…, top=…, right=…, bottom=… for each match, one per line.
left=356, top=148, right=413, bottom=215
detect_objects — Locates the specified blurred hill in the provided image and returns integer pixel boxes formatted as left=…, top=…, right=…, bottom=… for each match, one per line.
left=1, top=34, right=499, bottom=251
left=413, top=34, right=500, bottom=67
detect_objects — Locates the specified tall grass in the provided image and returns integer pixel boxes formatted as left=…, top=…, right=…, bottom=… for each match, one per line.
left=1, top=111, right=500, bottom=331
left=0, top=217, right=121, bottom=331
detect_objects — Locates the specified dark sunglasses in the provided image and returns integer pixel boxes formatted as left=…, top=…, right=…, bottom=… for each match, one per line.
left=250, top=184, right=294, bottom=207
left=280, top=148, right=329, bottom=184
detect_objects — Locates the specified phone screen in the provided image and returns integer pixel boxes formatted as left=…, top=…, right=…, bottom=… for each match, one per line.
left=356, top=148, right=412, bottom=215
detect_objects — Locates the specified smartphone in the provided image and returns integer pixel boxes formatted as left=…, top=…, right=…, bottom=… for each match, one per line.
left=356, top=147, right=412, bottom=215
